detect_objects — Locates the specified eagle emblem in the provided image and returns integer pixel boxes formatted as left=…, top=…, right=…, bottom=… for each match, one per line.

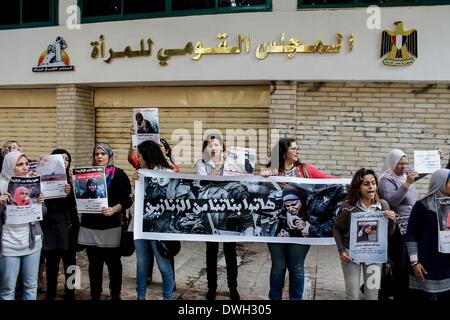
left=380, top=21, right=417, bottom=66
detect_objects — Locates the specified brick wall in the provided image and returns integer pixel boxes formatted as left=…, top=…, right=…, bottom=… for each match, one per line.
left=295, top=82, right=450, bottom=195
left=56, top=85, right=95, bottom=166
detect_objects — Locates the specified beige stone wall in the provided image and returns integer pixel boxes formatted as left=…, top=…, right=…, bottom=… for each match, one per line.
left=56, top=85, right=95, bottom=166
left=293, top=82, right=450, bottom=195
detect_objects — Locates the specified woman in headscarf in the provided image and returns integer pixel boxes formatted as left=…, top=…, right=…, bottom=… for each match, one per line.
left=0, top=151, right=45, bottom=300
left=378, top=149, right=420, bottom=300
left=84, top=178, right=100, bottom=199
left=406, top=169, right=450, bottom=300
left=41, top=149, right=79, bottom=300
left=13, top=186, right=32, bottom=206
left=77, top=143, right=132, bottom=300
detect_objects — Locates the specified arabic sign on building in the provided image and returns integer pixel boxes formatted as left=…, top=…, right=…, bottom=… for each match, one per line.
left=32, top=36, right=75, bottom=72
left=90, top=32, right=353, bottom=67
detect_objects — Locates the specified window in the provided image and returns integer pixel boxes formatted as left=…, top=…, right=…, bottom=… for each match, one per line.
left=298, top=0, right=450, bottom=8
left=0, top=0, right=57, bottom=30
left=79, top=0, right=271, bottom=23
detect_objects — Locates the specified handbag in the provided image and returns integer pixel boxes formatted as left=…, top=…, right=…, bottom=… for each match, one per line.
left=156, top=240, right=181, bottom=259
left=120, top=213, right=135, bottom=257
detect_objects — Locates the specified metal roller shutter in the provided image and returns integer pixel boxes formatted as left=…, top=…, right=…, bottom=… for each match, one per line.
left=95, top=86, right=270, bottom=176
left=0, top=89, right=56, bottom=162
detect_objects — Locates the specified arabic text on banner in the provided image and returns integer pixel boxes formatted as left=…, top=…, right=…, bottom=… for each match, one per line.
left=436, top=197, right=450, bottom=253
left=6, top=176, right=43, bottom=224
left=36, top=154, right=68, bottom=199
left=134, top=170, right=350, bottom=245
left=349, top=211, right=388, bottom=263
left=73, top=167, right=108, bottom=214
left=132, top=107, right=160, bottom=149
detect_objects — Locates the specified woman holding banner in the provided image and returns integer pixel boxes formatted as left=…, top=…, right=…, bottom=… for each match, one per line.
left=196, top=134, right=241, bottom=301
left=264, top=138, right=334, bottom=300
left=0, top=151, right=45, bottom=300
left=333, top=168, right=396, bottom=300
left=379, top=149, right=419, bottom=300
left=41, top=149, right=79, bottom=300
left=78, top=143, right=132, bottom=300
left=134, top=140, right=175, bottom=300
left=406, top=169, right=450, bottom=300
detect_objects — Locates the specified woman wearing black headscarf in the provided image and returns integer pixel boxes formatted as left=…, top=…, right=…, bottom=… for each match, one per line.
left=41, top=149, right=79, bottom=300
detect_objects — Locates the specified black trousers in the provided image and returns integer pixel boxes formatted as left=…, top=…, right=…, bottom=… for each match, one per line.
left=44, top=249, right=77, bottom=300
left=388, top=227, right=410, bottom=300
left=206, top=242, right=237, bottom=290
left=85, top=246, right=122, bottom=299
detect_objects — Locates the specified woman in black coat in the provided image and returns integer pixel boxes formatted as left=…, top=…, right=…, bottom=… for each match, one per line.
left=41, top=149, right=79, bottom=300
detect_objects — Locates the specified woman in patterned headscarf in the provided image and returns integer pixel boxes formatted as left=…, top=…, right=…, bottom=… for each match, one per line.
left=77, top=143, right=132, bottom=300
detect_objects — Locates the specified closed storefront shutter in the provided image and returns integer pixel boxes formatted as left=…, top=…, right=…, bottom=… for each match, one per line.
left=0, top=89, right=56, bottom=161
left=95, top=86, right=270, bottom=176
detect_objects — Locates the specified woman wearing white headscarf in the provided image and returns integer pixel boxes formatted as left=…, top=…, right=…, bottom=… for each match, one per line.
left=406, top=169, right=450, bottom=300
left=0, top=151, right=45, bottom=300
left=378, top=149, right=420, bottom=300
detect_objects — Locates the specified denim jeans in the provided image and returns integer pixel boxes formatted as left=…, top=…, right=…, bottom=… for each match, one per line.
left=267, top=243, right=310, bottom=300
left=135, top=239, right=174, bottom=300
left=0, top=250, right=41, bottom=300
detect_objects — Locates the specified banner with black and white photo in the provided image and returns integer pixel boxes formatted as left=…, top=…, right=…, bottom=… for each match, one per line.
left=436, top=197, right=450, bottom=253
left=73, top=167, right=108, bottom=214
left=349, top=211, right=388, bottom=263
left=6, top=176, right=42, bottom=224
left=134, top=170, right=349, bottom=244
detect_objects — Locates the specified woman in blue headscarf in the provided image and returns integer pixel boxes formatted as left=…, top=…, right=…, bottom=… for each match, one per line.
left=406, top=168, right=450, bottom=300
left=77, top=143, right=132, bottom=300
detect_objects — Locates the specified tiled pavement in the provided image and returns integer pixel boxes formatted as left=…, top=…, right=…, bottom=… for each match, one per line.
left=38, top=242, right=345, bottom=300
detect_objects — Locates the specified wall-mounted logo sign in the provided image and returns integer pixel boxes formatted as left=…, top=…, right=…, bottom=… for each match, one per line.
left=380, top=21, right=417, bottom=66
left=32, top=36, right=75, bottom=72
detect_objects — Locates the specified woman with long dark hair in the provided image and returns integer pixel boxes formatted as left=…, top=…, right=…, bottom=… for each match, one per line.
left=77, top=143, right=132, bottom=300
left=333, top=168, right=395, bottom=300
left=134, top=140, right=175, bottom=300
left=264, top=138, right=333, bottom=300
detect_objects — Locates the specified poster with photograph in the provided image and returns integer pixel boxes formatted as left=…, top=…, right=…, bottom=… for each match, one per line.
left=36, top=154, right=68, bottom=199
left=349, top=211, right=388, bottom=263
left=132, top=108, right=160, bottom=149
left=73, top=167, right=108, bottom=214
left=414, top=150, right=441, bottom=174
left=134, top=170, right=350, bottom=244
left=436, top=197, right=450, bottom=253
left=28, top=161, right=38, bottom=175
left=223, top=146, right=256, bottom=176
left=6, top=176, right=42, bottom=224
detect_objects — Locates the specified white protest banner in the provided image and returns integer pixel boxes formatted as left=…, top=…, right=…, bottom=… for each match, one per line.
left=73, top=167, right=108, bottom=214
left=134, top=170, right=350, bottom=244
left=436, top=197, right=450, bottom=253
left=132, top=107, right=160, bottom=148
left=414, top=150, right=441, bottom=174
left=36, top=154, right=68, bottom=199
left=349, top=211, right=388, bottom=263
left=6, top=176, right=43, bottom=224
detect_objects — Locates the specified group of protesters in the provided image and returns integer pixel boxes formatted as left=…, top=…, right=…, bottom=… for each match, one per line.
left=0, top=136, right=449, bottom=301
